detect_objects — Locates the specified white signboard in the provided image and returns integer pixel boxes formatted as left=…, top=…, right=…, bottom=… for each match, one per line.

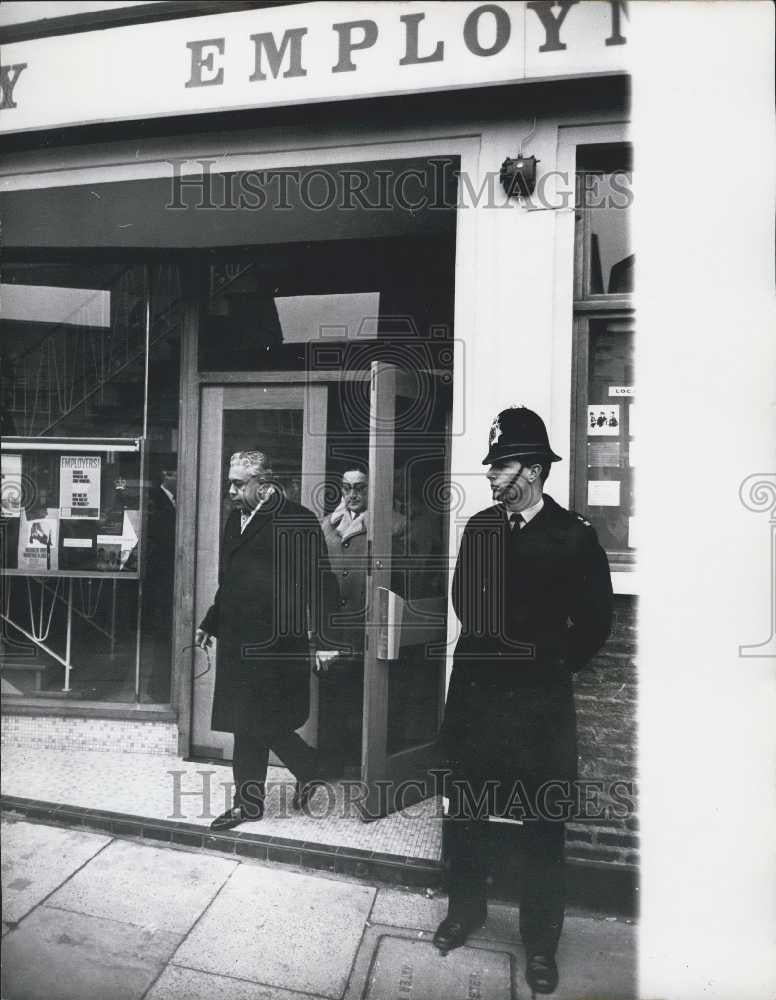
left=0, top=1, right=629, bottom=134
left=60, top=456, right=101, bottom=520
left=587, top=479, right=620, bottom=507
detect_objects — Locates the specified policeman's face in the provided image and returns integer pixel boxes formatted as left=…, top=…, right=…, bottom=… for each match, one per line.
left=341, top=470, right=368, bottom=515
left=486, top=458, right=535, bottom=508
left=228, top=465, right=270, bottom=512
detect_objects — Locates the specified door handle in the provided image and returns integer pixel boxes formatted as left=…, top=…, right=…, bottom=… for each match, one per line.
left=376, top=586, right=404, bottom=661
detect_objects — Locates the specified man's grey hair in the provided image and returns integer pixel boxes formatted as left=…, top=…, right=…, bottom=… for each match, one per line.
left=229, top=450, right=272, bottom=477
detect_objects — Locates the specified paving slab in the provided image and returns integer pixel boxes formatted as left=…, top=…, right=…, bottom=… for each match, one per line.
left=172, top=865, right=375, bottom=999
left=552, top=915, right=636, bottom=1000
left=0, top=904, right=180, bottom=1000
left=371, top=887, right=520, bottom=942
left=1, top=819, right=110, bottom=924
left=47, top=838, right=237, bottom=935
left=364, top=933, right=514, bottom=1000
left=148, top=965, right=328, bottom=1000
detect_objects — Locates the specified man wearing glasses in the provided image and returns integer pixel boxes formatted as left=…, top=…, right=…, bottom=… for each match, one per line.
left=196, top=450, right=340, bottom=830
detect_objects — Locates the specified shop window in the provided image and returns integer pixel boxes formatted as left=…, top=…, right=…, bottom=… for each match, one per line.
left=1, top=260, right=183, bottom=704
left=572, top=145, right=635, bottom=565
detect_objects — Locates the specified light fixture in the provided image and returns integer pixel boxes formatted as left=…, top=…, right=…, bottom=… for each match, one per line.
left=500, top=154, right=539, bottom=199
left=501, top=117, right=540, bottom=199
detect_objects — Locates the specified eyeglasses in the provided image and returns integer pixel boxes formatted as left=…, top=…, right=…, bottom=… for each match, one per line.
left=341, top=483, right=367, bottom=495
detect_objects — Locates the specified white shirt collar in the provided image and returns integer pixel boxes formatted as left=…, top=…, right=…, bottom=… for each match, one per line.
left=160, top=484, right=176, bottom=508
left=240, top=487, right=276, bottom=531
left=506, top=495, right=544, bottom=526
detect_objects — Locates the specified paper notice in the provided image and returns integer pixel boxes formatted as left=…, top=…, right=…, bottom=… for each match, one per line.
left=628, top=516, right=637, bottom=549
left=1, top=454, right=23, bottom=517
left=588, top=441, right=621, bottom=468
left=587, top=405, right=620, bottom=436
left=608, top=386, right=634, bottom=397
left=17, top=508, right=59, bottom=571
left=587, top=480, right=621, bottom=507
left=60, top=456, right=101, bottom=519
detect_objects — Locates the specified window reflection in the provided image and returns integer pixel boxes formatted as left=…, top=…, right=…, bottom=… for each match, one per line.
left=582, top=172, right=633, bottom=296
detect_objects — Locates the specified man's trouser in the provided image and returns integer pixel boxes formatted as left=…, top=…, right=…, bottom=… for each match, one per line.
left=232, top=721, right=320, bottom=816
left=444, top=805, right=566, bottom=957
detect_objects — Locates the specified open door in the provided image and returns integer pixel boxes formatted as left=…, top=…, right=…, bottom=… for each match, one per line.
left=192, top=383, right=327, bottom=760
left=361, top=362, right=451, bottom=818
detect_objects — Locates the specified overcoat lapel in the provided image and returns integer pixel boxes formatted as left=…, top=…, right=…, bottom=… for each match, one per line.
left=224, top=495, right=280, bottom=558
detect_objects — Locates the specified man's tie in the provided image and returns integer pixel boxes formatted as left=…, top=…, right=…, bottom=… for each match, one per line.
left=509, top=512, right=524, bottom=532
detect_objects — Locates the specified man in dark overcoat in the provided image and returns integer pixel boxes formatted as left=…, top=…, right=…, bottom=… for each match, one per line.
left=196, top=450, right=340, bottom=831
left=143, top=461, right=177, bottom=702
left=433, top=406, right=613, bottom=996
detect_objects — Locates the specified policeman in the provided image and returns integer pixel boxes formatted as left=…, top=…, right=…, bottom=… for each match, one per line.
left=434, top=406, right=613, bottom=996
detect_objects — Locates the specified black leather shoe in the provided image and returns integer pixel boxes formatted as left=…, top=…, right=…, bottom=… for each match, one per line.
left=526, top=953, right=559, bottom=995
left=432, top=914, right=485, bottom=955
left=292, top=779, right=326, bottom=811
left=210, top=803, right=263, bottom=831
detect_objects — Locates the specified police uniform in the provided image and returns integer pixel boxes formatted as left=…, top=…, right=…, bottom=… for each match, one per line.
left=435, top=407, right=613, bottom=993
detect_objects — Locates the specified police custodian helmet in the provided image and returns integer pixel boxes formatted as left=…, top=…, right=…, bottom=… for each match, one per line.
left=482, top=406, right=562, bottom=465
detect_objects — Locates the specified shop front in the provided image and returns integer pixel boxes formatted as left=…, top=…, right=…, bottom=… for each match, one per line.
left=1, top=1, right=635, bottom=862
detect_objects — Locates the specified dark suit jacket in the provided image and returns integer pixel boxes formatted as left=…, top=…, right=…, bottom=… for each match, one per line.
left=440, top=494, right=613, bottom=798
left=200, top=494, right=338, bottom=735
left=144, top=487, right=176, bottom=625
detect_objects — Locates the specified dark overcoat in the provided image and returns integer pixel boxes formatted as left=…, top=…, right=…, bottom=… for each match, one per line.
left=200, top=494, right=338, bottom=735
left=439, top=494, right=613, bottom=806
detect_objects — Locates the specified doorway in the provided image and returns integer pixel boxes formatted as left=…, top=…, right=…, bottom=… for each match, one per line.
left=192, top=365, right=451, bottom=816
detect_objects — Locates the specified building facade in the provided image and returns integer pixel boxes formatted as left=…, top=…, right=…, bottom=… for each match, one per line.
left=0, top=1, right=636, bottom=869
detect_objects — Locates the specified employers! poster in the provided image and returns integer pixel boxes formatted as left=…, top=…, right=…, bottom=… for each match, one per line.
left=59, top=456, right=101, bottom=519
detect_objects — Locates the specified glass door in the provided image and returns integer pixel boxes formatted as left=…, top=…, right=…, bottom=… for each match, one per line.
left=361, top=362, right=451, bottom=818
left=192, top=383, right=327, bottom=759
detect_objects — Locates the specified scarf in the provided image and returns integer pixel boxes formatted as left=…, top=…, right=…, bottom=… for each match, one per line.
left=329, top=499, right=368, bottom=542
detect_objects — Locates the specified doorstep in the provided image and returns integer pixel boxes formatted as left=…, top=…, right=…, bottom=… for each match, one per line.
left=0, top=794, right=441, bottom=888
left=0, top=745, right=443, bottom=889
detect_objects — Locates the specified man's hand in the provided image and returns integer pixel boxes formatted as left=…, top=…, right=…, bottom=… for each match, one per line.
left=314, top=649, right=341, bottom=674
left=195, top=628, right=213, bottom=649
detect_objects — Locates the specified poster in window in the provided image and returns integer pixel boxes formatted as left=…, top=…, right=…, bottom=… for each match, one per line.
left=588, top=441, right=621, bottom=468
left=587, top=480, right=621, bottom=506
left=1, top=454, right=23, bottom=518
left=59, top=456, right=101, bottom=519
left=17, top=508, right=59, bottom=572
left=587, top=405, right=620, bottom=436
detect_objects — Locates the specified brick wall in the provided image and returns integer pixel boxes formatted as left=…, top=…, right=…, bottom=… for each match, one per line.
left=0, top=714, right=179, bottom=756
left=569, top=595, right=638, bottom=867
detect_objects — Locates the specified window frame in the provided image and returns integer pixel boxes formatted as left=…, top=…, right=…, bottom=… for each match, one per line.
left=571, top=143, right=635, bottom=572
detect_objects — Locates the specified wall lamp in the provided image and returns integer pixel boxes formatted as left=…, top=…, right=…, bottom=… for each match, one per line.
left=500, top=154, right=540, bottom=199
left=501, top=117, right=540, bottom=199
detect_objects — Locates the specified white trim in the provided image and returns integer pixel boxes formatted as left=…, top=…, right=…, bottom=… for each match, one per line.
left=553, top=121, right=634, bottom=596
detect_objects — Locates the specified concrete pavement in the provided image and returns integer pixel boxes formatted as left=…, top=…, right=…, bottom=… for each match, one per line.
left=1, top=815, right=637, bottom=1000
